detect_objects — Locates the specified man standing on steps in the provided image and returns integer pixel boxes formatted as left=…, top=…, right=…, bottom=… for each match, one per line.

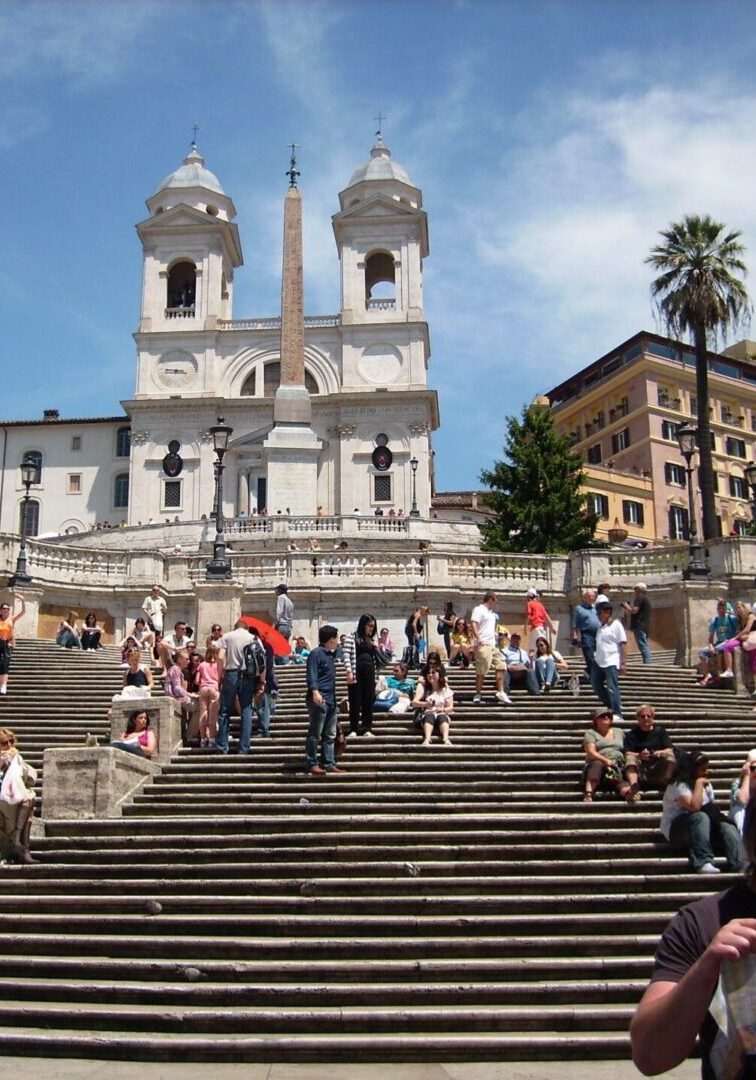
left=622, top=582, right=652, bottom=665
left=470, top=591, right=510, bottom=705
left=215, top=619, right=265, bottom=755
left=274, top=584, right=294, bottom=664
left=592, top=602, right=626, bottom=719
left=305, top=624, right=342, bottom=775
left=572, top=587, right=600, bottom=678
left=141, top=584, right=167, bottom=636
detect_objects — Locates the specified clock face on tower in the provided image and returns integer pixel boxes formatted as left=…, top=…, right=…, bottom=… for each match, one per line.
left=154, top=350, right=198, bottom=391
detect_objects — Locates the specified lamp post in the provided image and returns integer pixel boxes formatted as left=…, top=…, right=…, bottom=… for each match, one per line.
left=10, top=456, right=37, bottom=587
left=206, top=418, right=233, bottom=580
left=744, top=461, right=756, bottom=532
left=676, top=421, right=709, bottom=579
left=409, top=456, right=420, bottom=518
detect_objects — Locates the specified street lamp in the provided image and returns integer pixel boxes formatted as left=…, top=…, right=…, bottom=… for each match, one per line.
left=675, top=421, right=709, bottom=579
left=205, top=418, right=233, bottom=580
left=10, top=456, right=37, bottom=586
left=409, top=456, right=420, bottom=518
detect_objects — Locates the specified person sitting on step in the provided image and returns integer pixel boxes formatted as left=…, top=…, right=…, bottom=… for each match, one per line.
left=448, top=618, right=473, bottom=668
left=500, top=632, right=537, bottom=698
left=582, top=707, right=630, bottom=803
left=697, top=598, right=738, bottom=686
left=660, top=749, right=745, bottom=874
left=412, top=665, right=454, bottom=746
left=622, top=703, right=675, bottom=805
left=124, top=616, right=155, bottom=656
left=531, top=636, right=568, bottom=692
left=80, top=611, right=105, bottom=651
left=119, top=647, right=154, bottom=697
left=729, top=750, right=756, bottom=835
left=156, top=621, right=194, bottom=675
left=110, top=709, right=157, bottom=759
left=56, top=610, right=81, bottom=649
left=0, top=728, right=37, bottom=864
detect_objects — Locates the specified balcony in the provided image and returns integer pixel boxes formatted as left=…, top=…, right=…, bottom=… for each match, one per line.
left=722, top=409, right=745, bottom=428
left=657, top=392, right=681, bottom=410
left=366, top=298, right=397, bottom=312
left=165, top=306, right=195, bottom=320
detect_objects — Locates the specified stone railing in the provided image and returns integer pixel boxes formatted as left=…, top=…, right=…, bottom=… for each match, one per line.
left=447, top=553, right=569, bottom=592
left=708, top=536, right=756, bottom=581
left=218, top=315, right=340, bottom=331
left=366, top=298, right=396, bottom=311
left=164, top=307, right=195, bottom=319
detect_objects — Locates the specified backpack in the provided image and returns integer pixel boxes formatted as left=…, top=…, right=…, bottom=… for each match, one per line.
left=243, top=638, right=266, bottom=680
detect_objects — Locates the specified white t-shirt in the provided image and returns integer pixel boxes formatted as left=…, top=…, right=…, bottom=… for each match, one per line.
left=660, top=781, right=714, bottom=840
left=471, top=604, right=498, bottom=646
left=594, top=619, right=627, bottom=668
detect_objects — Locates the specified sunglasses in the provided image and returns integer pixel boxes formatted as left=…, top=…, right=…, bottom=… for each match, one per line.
left=0, top=739, right=14, bottom=748
left=638, top=713, right=653, bottom=719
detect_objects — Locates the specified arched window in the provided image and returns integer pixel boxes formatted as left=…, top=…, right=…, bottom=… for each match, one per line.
left=241, top=370, right=256, bottom=396
left=19, top=499, right=39, bottom=537
left=365, top=251, right=396, bottom=308
left=23, top=451, right=42, bottom=484
left=262, top=362, right=318, bottom=397
left=166, top=260, right=196, bottom=316
left=115, top=426, right=131, bottom=458
left=114, top=473, right=129, bottom=509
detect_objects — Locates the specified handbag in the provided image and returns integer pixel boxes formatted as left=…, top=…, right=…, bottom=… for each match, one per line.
left=743, top=631, right=756, bottom=652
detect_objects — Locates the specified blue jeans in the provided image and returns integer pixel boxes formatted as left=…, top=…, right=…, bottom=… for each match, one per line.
left=252, top=691, right=272, bottom=736
left=504, top=666, right=539, bottom=695
left=306, top=698, right=337, bottom=770
left=535, top=656, right=557, bottom=688
left=216, top=669, right=254, bottom=754
left=591, top=663, right=622, bottom=718
left=669, top=810, right=744, bottom=871
left=581, top=639, right=596, bottom=677
left=635, top=629, right=652, bottom=665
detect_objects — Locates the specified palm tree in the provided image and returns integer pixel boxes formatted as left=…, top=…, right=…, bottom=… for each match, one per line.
left=647, top=215, right=750, bottom=541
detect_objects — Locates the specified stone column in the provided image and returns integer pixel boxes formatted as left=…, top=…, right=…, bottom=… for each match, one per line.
left=8, top=584, right=44, bottom=639
left=194, top=581, right=246, bottom=639
left=264, top=180, right=322, bottom=514
left=672, top=579, right=728, bottom=668
left=237, top=469, right=250, bottom=516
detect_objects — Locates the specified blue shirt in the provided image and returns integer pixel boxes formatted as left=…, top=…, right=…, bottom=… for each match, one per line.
left=573, top=603, right=601, bottom=644
left=306, top=646, right=337, bottom=705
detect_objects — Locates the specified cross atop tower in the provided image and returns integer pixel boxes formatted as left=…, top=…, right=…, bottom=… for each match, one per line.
left=286, top=144, right=300, bottom=188
left=374, top=112, right=386, bottom=137
left=191, top=123, right=200, bottom=149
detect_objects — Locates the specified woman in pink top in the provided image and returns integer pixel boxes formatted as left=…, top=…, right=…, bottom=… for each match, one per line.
left=197, top=645, right=220, bottom=748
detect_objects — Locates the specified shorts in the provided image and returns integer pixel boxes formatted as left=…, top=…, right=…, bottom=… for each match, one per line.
left=530, top=626, right=549, bottom=650
left=474, top=645, right=505, bottom=678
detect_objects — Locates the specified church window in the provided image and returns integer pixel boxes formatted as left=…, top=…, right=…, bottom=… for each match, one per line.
left=19, top=499, right=39, bottom=537
left=67, top=473, right=82, bottom=495
left=241, top=370, right=256, bottom=396
left=114, top=473, right=129, bottom=508
left=115, top=426, right=131, bottom=457
left=365, top=251, right=396, bottom=309
left=23, top=451, right=42, bottom=484
left=262, top=362, right=319, bottom=397
left=166, top=260, right=196, bottom=317
left=373, top=474, right=392, bottom=503
left=162, top=479, right=182, bottom=510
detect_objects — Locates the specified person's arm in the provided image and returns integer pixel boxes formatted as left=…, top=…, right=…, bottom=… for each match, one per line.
left=734, top=766, right=752, bottom=806
left=677, top=777, right=708, bottom=812
left=342, top=635, right=356, bottom=683
left=11, top=593, right=26, bottom=629
left=143, top=731, right=157, bottom=758
left=631, top=919, right=756, bottom=1075
left=216, top=646, right=226, bottom=683
left=584, top=738, right=612, bottom=767
left=411, top=682, right=427, bottom=708
left=738, top=613, right=756, bottom=640
left=144, top=666, right=154, bottom=690
left=470, top=620, right=480, bottom=644
left=305, top=651, right=324, bottom=707
left=618, top=636, right=627, bottom=674
left=443, top=689, right=454, bottom=714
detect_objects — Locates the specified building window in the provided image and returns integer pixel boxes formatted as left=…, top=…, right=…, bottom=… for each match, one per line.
left=587, top=492, right=609, bottom=519
left=586, top=443, right=602, bottom=465
left=262, top=362, right=318, bottom=397
left=67, top=473, right=82, bottom=495
left=726, top=436, right=747, bottom=458
left=622, top=500, right=644, bottom=526
left=733, top=519, right=748, bottom=536
left=114, top=473, right=129, bottom=508
left=71, top=436, right=81, bottom=452
left=241, top=370, right=256, bottom=396
left=668, top=505, right=689, bottom=540
left=23, top=450, right=42, bottom=484
left=115, top=426, right=131, bottom=458
left=611, top=428, right=630, bottom=454
left=166, top=259, right=196, bottom=314
left=373, top=474, right=392, bottom=503
left=162, top=479, right=182, bottom=510
left=664, top=462, right=686, bottom=486
left=729, top=475, right=747, bottom=499
left=19, top=498, right=39, bottom=537
left=690, top=396, right=697, bottom=417
left=661, top=420, right=679, bottom=441
left=364, top=250, right=396, bottom=307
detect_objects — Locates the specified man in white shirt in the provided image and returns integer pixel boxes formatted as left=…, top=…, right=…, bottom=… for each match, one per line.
left=592, top=602, right=626, bottom=719
left=141, top=584, right=167, bottom=635
left=156, top=620, right=193, bottom=673
left=470, top=591, right=510, bottom=705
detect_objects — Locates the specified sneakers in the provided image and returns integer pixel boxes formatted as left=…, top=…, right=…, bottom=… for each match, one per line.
left=697, top=862, right=721, bottom=874
left=362, top=730, right=375, bottom=738
left=720, top=670, right=734, bottom=679
left=420, top=739, right=431, bottom=746
left=472, top=694, right=482, bottom=704
left=441, top=738, right=452, bottom=746
left=346, top=731, right=359, bottom=739
left=495, top=691, right=512, bottom=705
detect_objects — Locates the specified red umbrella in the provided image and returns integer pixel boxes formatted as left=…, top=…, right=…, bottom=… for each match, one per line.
left=239, top=616, right=291, bottom=657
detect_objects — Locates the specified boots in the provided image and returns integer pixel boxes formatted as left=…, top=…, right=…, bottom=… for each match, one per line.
left=10, top=802, right=37, bottom=865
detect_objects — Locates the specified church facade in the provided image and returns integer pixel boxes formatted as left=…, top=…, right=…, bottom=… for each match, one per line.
left=0, top=137, right=438, bottom=538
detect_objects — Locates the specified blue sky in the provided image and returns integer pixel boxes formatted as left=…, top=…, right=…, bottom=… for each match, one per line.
left=2, top=0, right=756, bottom=490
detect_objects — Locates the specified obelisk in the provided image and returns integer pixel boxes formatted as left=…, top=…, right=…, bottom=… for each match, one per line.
left=263, top=148, right=322, bottom=514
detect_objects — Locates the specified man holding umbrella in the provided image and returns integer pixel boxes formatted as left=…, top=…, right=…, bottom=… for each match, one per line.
left=215, top=618, right=266, bottom=754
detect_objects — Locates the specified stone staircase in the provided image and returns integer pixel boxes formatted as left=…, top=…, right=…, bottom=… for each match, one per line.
left=0, top=639, right=754, bottom=1062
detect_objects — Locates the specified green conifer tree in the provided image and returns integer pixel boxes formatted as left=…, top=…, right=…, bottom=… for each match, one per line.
left=480, top=401, right=598, bottom=554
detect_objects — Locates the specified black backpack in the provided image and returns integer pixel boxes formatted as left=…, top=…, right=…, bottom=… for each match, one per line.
left=243, top=638, right=266, bottom=680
